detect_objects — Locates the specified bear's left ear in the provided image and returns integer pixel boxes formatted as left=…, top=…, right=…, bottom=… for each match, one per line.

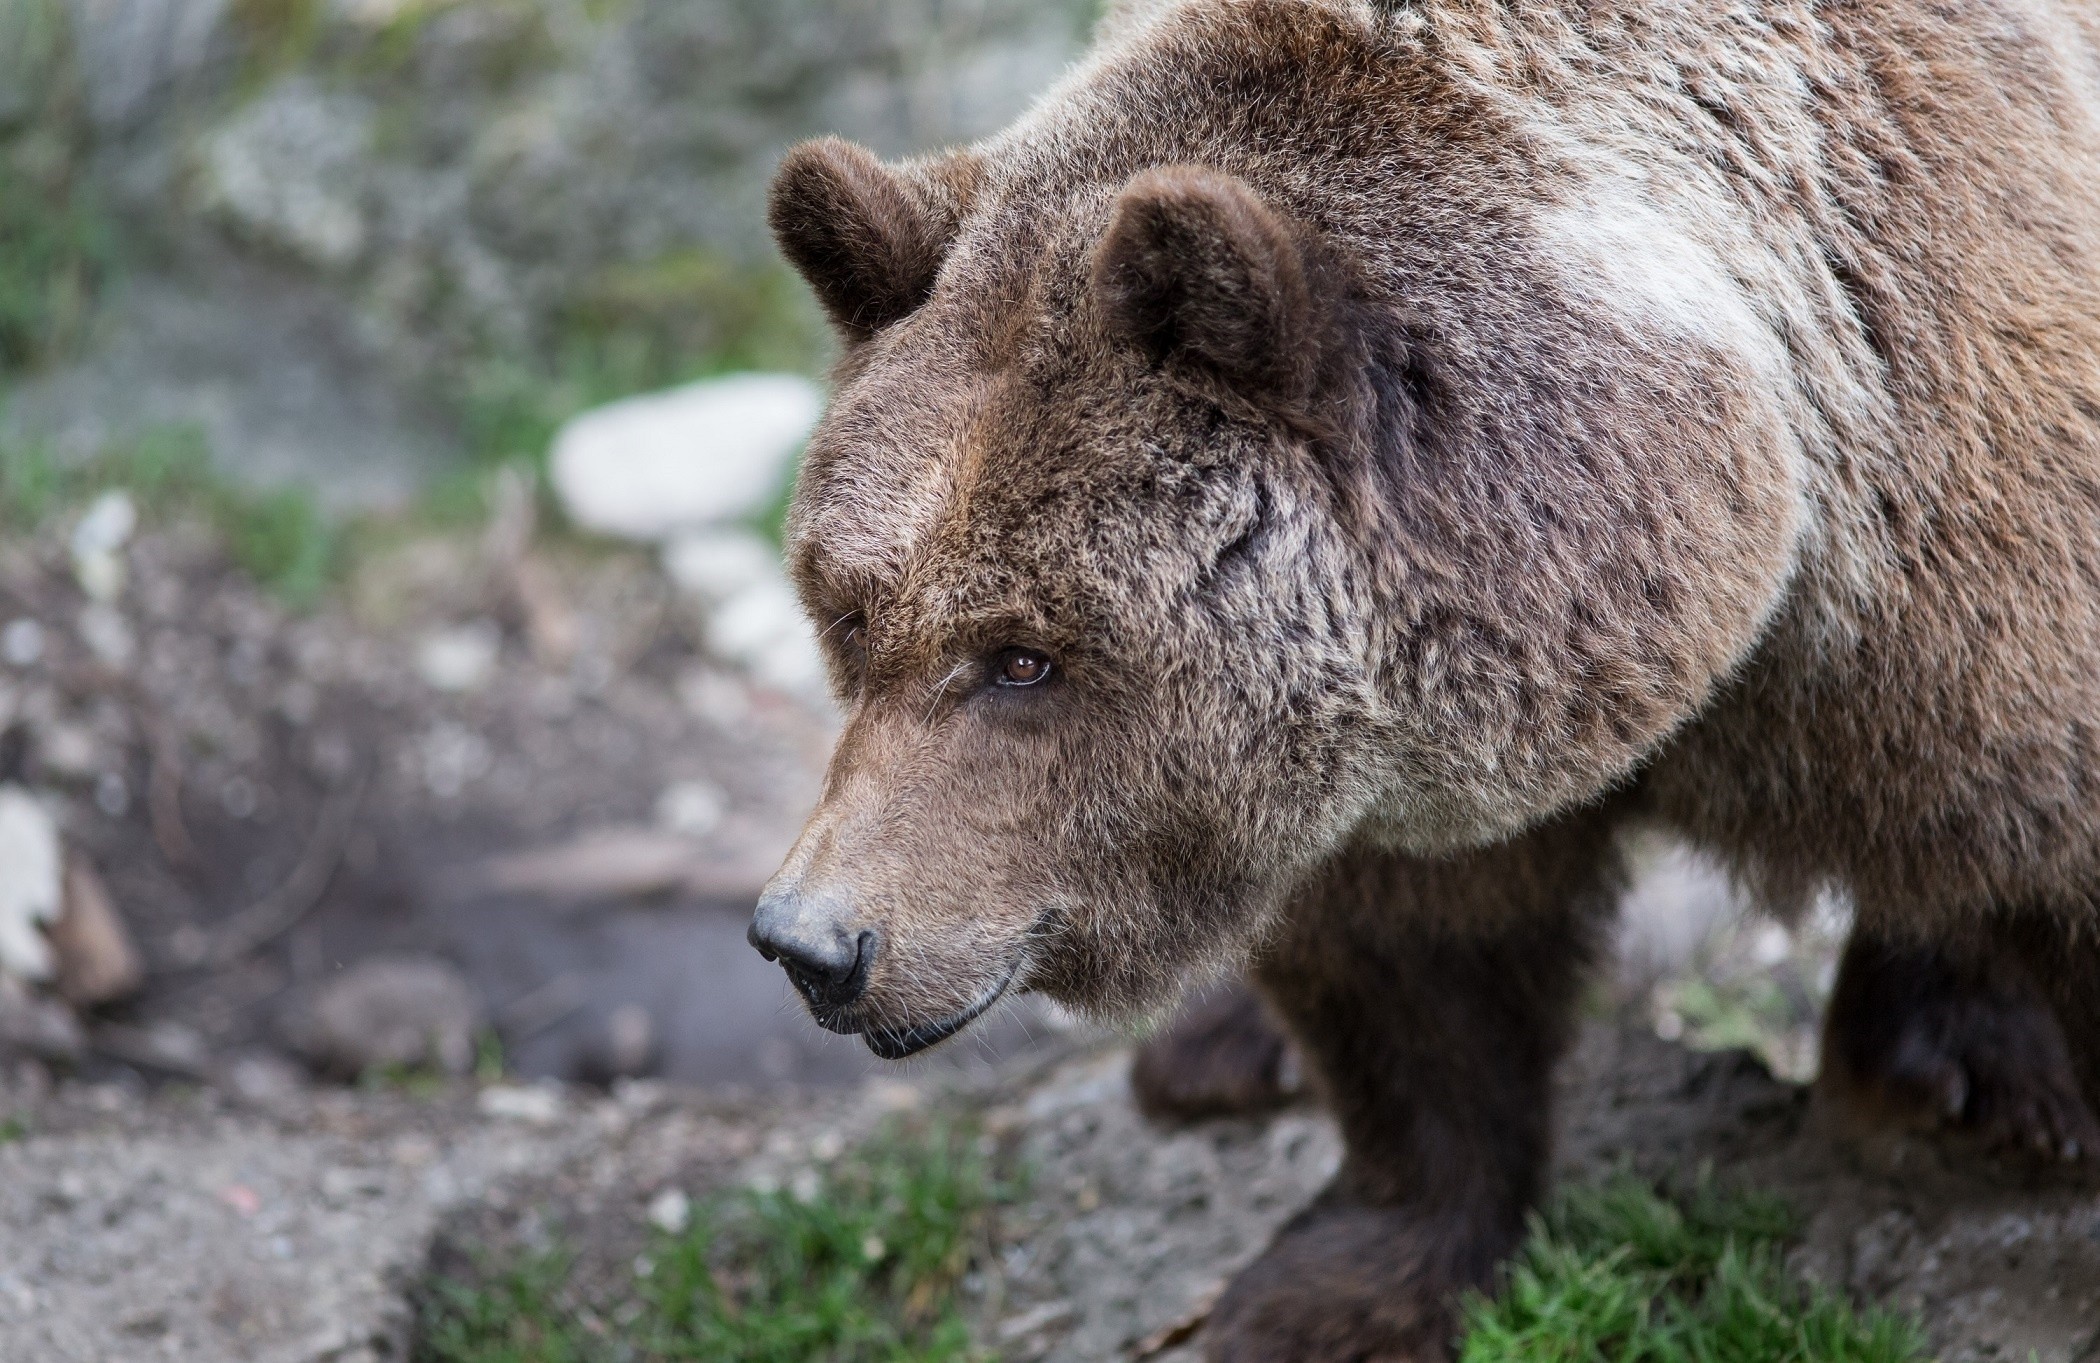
left=1092, top=166, right=1317, bottom=397
left=769, top=139, right=982, bottom=343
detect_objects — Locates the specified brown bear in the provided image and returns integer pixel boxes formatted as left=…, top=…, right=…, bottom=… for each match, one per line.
left=748, top=0, right=2100, bottom=1356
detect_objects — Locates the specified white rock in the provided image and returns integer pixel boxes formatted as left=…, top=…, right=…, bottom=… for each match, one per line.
left=704, top=580, right=826, bottom=696
left=1, top=619, right=43, bottom=667
left=76, top=603, right=135, bottom=669
left=0, top=787, right=62, bottom=981
left=748, top=629, right=827, bottom=697
left=549, top=373, right=822, bottom=541
left=70, top=490, right=136, bottom=603
left=416, top=619, right=501, bottom=693
left=478, top=1083, right=564, bottom=1124
left=419, top=721, right=494, bottom=799
left=654, top=779, right=727, bottom=837
left=37, top=724, right=103, bottom=780
left=661, top=527, right=782, bottom=604
left=646, top=1187, right=691, bottom=1234
left=663, top=528, right=829, bottom=697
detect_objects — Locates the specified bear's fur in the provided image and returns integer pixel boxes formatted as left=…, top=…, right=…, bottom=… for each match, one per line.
left=756, top=0, right=2100, bottom=1355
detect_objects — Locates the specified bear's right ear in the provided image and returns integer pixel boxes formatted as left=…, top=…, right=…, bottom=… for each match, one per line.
left=1092, top=167, right=1316, bottom=398
left=768, top=138, right=974, bottom=343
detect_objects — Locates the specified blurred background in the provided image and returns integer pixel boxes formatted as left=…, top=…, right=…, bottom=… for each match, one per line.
left=0, top=0, right=1103, bottom=1095
left=0, top=0, right=1842, bottom=1101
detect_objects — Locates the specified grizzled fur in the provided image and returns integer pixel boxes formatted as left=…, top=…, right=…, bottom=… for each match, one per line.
left=760, top=0, right=2100, bottom=1356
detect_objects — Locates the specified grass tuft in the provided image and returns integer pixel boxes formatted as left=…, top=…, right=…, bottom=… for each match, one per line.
left=421, top=1249, right=599, bottom=1363
left=1460, top=1175, right=1929, bottom=1363
left=416, top=1118, right=1002, bottom=1363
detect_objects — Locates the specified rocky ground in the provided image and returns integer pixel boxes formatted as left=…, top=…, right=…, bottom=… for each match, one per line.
left=992, top=1027, right=2100, bottom=1363
left=7, top=1020, right=2100, bottom=1362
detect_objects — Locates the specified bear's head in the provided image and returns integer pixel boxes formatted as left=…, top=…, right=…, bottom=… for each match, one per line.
left=750, top=3, right=1804, bottom=1057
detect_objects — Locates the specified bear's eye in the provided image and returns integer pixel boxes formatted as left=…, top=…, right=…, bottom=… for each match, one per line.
left=827, top=615, right=870, bottom=690
left=993, top=648, right=1053, bottom=687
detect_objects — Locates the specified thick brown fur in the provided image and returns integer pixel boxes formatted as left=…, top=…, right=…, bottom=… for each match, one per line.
left=758, top=2, right=2100, bottom=1356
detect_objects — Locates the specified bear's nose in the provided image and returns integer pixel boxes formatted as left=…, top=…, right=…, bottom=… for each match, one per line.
left=748, top=886, right=875, bottom=1013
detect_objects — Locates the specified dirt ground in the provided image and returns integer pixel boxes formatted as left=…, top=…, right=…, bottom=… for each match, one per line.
left=8, top=1022, right=2098, bottom=1362
left=983, top=1025, right=2100, bottom=1363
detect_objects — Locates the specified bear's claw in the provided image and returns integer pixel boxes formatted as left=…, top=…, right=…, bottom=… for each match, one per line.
left=1824, top=935, right=2100, bottom=1164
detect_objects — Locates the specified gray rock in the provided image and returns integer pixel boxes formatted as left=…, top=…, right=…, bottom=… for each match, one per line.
left=198, top=79, right=376, bottom=270
left=299, top=956, right=486, bottom=1077
left=4, top=260, right=460, bottom=510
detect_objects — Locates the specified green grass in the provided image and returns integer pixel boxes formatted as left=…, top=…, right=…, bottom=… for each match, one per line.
left=457, top=253, right=825, bottom=477
left=416, top=1119, right=1002, bottom=1363
left=0, top=424, right=338, bottom=608
left=418, top=1130, right=1928, bottom=1363
left=1460, top=1177, right=1929, bottom=1363
left=422, top=1248, right=600, bottom=1363
left=0, top=156, right=111, bottom=378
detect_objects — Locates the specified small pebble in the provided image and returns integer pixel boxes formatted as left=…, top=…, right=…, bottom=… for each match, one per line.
left=1, top=619, right=43, bottom=668
left=645, top=1187, right=690, bottom=1234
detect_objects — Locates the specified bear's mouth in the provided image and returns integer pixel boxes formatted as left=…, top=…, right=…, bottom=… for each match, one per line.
left=853, top=961, right=1021, bottom=1060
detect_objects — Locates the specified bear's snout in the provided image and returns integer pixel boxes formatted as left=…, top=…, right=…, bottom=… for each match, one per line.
left=748, top=884, right=876, bottom=1018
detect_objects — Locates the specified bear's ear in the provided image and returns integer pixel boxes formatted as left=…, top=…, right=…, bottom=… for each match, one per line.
left=769, top=138, right=976, bottom=343
left=1092, top=167, right=1315, bottom=397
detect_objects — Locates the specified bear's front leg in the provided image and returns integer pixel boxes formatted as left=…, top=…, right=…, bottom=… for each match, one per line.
left=1207, top=813, right=1624, bottom=1363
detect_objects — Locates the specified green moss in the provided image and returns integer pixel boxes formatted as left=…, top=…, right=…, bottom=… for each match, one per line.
left=228, top=0, right=330, bottom=82
left=562, top=251, right=826, bottom=383
left=345, top=0, right=559, bottom=91
left=355, top=1061, right=451, bottom=1098
left=0, top=0, right=72, bottom=134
